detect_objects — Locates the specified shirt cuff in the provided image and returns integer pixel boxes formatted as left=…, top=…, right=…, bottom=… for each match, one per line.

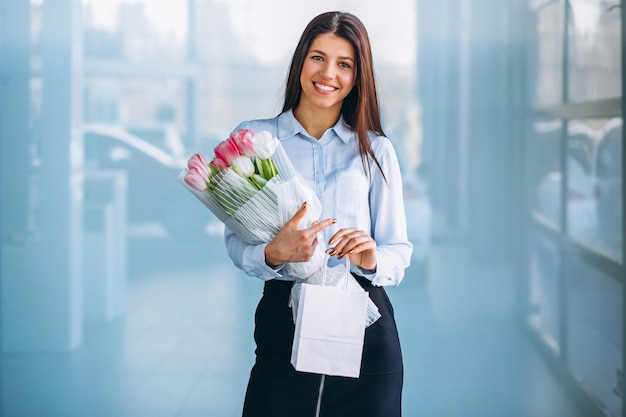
left=243, top=243, right=284, bottom=281
left=352, top=265, right=376, bottom=281
left=369, top=255, right=401, bottom=287
left=356, top=265, right=376, bottom=276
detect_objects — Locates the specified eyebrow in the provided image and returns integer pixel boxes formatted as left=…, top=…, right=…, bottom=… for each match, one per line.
left=309, top=49, right=355, bottom=62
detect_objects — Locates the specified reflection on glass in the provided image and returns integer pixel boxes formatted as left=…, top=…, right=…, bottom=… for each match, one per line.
left=567, top=118, right=622, bottom=262
left=565, top=256, right=622, bottom=417
left=567, top=0, right=621, bottom=102
left=528, top=230, right=561, bottom=351
left=529, top=118, right=563, bottom=227
left=566, top=120, right=599, bottom=243
left=532, top=1, right=564, bottom=106
left=596, top=119, right=623, bottom=261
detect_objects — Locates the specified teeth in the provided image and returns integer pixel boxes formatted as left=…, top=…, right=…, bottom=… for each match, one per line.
left=314, top=83, right=335, bottom=91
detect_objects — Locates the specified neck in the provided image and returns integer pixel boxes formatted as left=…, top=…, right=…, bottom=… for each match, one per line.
left=293, top=105, right=341, bottom=140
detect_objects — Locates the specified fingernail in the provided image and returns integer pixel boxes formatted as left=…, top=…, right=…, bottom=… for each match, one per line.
left=301, top=201, right=307, bottom=208
left=328, top=239, right=335, bottom=245
left=325, top=248, right=333, bottom=254
left=331, top=219, right=337, bottom=224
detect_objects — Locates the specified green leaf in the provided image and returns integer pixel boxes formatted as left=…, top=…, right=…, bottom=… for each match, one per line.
left=251, top=174, right=267, bottom=189
left=256, top=157, right=266, bottom=178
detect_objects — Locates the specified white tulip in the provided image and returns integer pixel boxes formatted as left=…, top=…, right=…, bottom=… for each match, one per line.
left=231, top=155, right=255, bottom=177
left=252, top=130, right=278, bottom=159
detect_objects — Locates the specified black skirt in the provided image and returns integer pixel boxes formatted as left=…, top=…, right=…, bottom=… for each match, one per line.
left=242, top=275, right=403, bottom=417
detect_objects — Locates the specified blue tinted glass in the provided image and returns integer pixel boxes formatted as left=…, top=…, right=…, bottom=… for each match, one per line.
left=567, top=0, right=621, bottom=102
left=529, top=118, right=563, bottom=228
left=565, top=255, right=623, bottom=416
left=528, top=229, right=562, bottom=351
left=567, top=118, right=622, bottom=263
left=531, top=1, right=564, bottom=106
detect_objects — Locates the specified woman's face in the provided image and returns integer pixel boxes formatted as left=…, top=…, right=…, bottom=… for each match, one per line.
left=298, top=33, right=356, bottom=115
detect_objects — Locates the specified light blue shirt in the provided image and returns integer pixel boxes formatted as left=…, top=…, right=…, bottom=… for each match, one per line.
left=224, top=110, right=412, bottom=286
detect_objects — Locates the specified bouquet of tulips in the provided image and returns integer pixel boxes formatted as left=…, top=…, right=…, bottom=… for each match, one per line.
left=179, top=129, right=380, bottom=326
left=180, top=128, right=327, bottom=278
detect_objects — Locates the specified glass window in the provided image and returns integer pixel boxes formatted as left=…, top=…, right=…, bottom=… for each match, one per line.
left=596, top=118, right=623, bottom=262
left=565, top=255, right=623, bottom=417
left=528, top=118, right=563, bottom=228
left=567, top=0, right=621, bottom=102
left=532, top=1, right=564, bottom=106
left=567, top=118, right=622, bottom=262
left=528, top=230, right=562, bottom=351
left=83, top=0, right=188, bottom=62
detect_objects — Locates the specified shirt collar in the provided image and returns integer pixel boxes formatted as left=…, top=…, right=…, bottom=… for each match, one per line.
left=277, top=109, right=353, bottom=144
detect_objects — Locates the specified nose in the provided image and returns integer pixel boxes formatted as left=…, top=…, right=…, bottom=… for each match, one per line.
left=319, top=62, right=335, bottom=79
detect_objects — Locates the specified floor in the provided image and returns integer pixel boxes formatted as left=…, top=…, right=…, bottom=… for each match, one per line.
left=2, top=232, right=591, bottom=417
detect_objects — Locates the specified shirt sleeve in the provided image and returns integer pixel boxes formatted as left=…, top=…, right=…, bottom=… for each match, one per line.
left=224, top=225, right=286, bottom=281
left=360, top=138, right=413, bottom=286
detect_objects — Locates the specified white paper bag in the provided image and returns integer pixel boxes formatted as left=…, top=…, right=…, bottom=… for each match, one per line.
left=290, top=259, right=369, bottom=378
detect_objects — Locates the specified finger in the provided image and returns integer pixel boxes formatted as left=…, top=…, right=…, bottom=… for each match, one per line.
left=328, top=231, right=367, bottom=256
left=338, top=241, right=376, bottom=261
left=328, top=228, right=359, bottom=245
left=285, top=201, right=308, bottom=228
left=311, top=217, right=337, bottom=234
left=338, top=234, right=370, bottom=255
left=346, top=239, right=376, bottom=255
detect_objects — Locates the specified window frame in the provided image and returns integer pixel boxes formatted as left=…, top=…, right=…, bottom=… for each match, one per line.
left=524, top=1, right=625, bottom=416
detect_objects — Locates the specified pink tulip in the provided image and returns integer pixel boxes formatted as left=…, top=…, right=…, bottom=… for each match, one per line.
left=214, top=138, right=240, bottom=165
left=184, top=168, right=208, bottom=191
left=187, top=153, right=210, bottom=177
left=230, top=129, right=256, bottom=157
left=210, top=157, right=229, bottom=171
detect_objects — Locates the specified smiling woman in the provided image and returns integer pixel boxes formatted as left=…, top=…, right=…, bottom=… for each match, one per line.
left=218, top=11, right=412, bottom=417
left=295, top=33, right=357, bottom=137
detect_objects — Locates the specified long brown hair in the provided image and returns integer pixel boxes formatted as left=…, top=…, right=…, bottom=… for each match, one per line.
left=282, top=11, right=386, bottom=180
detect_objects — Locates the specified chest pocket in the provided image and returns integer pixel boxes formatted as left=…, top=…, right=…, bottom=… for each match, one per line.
left=334, top=171, right=371, bottom=233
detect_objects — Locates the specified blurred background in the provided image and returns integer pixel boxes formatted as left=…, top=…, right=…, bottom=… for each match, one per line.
left=0, top=0, right=624, bottom=416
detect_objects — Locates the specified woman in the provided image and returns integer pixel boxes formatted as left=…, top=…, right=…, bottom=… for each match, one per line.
left=224, top=11, right=412, bottom=416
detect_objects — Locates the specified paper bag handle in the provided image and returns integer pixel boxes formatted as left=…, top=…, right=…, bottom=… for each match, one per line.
left=321, top=255, right=350, bottom=290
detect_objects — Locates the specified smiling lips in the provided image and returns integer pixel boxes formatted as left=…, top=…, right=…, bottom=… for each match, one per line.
left=313, top=82, right=337, bottom=92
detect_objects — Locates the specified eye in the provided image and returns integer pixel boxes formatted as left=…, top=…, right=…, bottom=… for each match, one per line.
left=339, top=61, right=352, bottom=69
left=311, top=55, right=323, bottom=61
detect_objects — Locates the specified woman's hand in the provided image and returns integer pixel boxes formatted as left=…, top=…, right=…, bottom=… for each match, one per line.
left=265, top=202, right=336, bottom=267
left=327, top=228, right=377, bottom=272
